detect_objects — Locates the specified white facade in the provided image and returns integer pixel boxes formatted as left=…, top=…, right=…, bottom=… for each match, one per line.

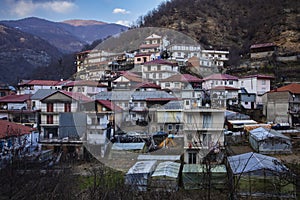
left=167, top=44, right=201, bottom=61
left=200, top=50, right=229, bottom=68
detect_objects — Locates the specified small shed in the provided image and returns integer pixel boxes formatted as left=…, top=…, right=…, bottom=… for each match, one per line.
left=125, top=160, right=157, bottom=191
left=227, top=152, right=296, bottom=199
left=150, top=161, right=181, bottom=191
left=249, top=127, right=292, bottom=154
left=182, top=164, right=227, bottom=190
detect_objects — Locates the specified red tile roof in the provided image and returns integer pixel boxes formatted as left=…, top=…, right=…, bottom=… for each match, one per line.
left=139, top=43, right=160, bottom=49
left=143, top=59, right=177, bottom=66
left=63, top=80, right=107, bottom=87
left=0, top=120, right=33, bottom=139
left=272, top=83, right=300, bottom=94
left=135, top=82, right=161, bottom=89
left=96, top=100, right=122, bottom=112
left=210, top=86, right=239, bottom=90
left=160, top=74, right=202, bottom=83
left=18, top=80, right=60, bottom=86
left=0, top=94, right=32, bottom=103
left=203, top=73, right=239, bottom=81
left=242, top=74, right=274, bottom=79
left=250, top=43, right=276, bottom=49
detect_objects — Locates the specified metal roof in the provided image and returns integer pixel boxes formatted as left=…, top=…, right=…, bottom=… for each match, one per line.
left=151, top=161, right=181, bottom=178
left=137, top=155, right=181, bottom=161
left=249, top=127, right=290, bottom=141
left=227, top=152, right=289, bottom=174
left=95, top=91, right=175, bottom=101
left=126, top=160, right=157, bottom=174
left=112, top=142, right=145, bottom=151
left=183, top=164, right=227, bottom=173
left=31, top=89, right=57, bottom=100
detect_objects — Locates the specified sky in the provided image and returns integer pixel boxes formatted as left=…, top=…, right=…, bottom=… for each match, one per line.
left=0, top=0, right=167, bottom=26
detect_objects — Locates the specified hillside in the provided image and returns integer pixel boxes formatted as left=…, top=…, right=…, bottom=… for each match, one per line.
left=0, top=25, right=62, bottom=84
left=1, top=17, right=128, bottom=53
left=138, top=0, right=299, bottom=65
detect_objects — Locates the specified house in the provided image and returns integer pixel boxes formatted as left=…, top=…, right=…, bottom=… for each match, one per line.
left=139, top=34, right=162, bottom=54
left=250, top=43, right=277, bottom=59
left=0, top=94, right=39, bottom=127
left=150, top=161, right=181, bottom=192
left=151, top=100, right=225, bottom=164
left=210, top=86, right=239, bottom=109
left=95, top=90, right=176, bottom=127
left=112, top=71, right=143, bottom=90
left=61, top=80, right=107, bottom=97
left=239, top=74, right=274, bottom=108
left=80, top=99, right=122, bottom=142
left=249, top=127, right=292, bottom=154
left=0, top=83, right=14, bottom=97
left=142, top=59, right=179, bottom=84
left=200, top=49, right=229, bottom=68
left=238, top=87, right=256, bottom=109
left=17, top=79, right=63, bottom=95
left=0, top=120, right=39, bottom=169
left=227, top=152, right=296, bottom=199
left=166, top=44, right=201, bottom=63
left=262, top=83, right=300, bottom=126
left=38, top=90, right=90, bottom=140
left=202, top=74, right=239, bottom=90
left=134, top=53, right=152, bottom=65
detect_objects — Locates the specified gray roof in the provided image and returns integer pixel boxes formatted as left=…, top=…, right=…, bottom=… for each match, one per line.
left=151, top=161, right=181, bottom=178
left=111, top=142, right=145, bottom=150
left=227, top=152, right=289, bottom=175
left=250, top=127, right=290, bottom=141
left=161, top=100, right=183, bottom=109
left=126, top=160, right=157, bottom=174
left=137, top=154, right=181, bottom=161
left=31, top=89, right=57, bottom=100
left=95, top=91, right=175, bottom=101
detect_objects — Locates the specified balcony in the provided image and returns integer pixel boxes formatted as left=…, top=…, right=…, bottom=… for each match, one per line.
left=183, top=123, right=224, bottom=131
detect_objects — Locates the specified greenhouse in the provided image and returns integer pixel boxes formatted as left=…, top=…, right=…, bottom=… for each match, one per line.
left=249, top=127, right=292, bottom=154
left=227, top=152, right=296, bottom=199
left=125, top=160, right=157, bottom=191
left=150, top=161, right=181, bottom=191
left=182, top=164, right=227, bottom=190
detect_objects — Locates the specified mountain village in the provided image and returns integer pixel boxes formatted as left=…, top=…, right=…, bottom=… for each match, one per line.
left=0, top=33, right=299, bottom=199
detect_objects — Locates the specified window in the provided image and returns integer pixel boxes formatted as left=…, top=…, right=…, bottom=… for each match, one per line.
left=47, top=115, right=53, bottom=124
left=185, top=100, right=190, bottom=106
left=165, top=83, right=170, bottom=87
left=229, top=80, right=233, bottom=85
left=202, top=133, right=211, bottom=147
left=262, top=80, right=266, bottom=85
left=137, top=58, right=141, bottom=62
left=47, top=103, right=53, bottom=112
left=157, top=65, right=161, bottom=71
left=188, top=152, right=197, bottom=164
left=64, top=103, right=71, bottom=112
left=159, top=73, right=162, bottom=79
left=175, top=82, right=180, bottom=88
left=147, top=66, right=151, bottom=71
left=153, top=73, right=156, bottom=79
left=187, top=114, right=193, bottom=123
left=168, top=124, right=173, bottom=130
left=203, top=113, right=212, bottom=128
left=140, top=102, right=144, bottom=107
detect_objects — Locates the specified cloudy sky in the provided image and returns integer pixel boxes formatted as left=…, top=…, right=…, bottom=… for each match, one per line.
left=0, top=0, right=166, bottom=26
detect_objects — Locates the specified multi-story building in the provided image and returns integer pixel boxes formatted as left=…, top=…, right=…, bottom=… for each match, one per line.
left=37, top=90, right=90, bottom=139
left=167, top=44, right=201, bottom=63
left=62, top=80, right=107, bottom=97
left=202, top=74, right=239, bottom=90
left=239, top=74, right=274, bottom=108
left=151, top=100, right=224, bottom=164
left=17, top=79, right=64, bottom=95
left=200, top=49, right=229, bottom=68
left=262, top=83, right=300, bottom=126
left=139, top=34, right=162, bottom=55
left=142, top=59, right=179, bottom=84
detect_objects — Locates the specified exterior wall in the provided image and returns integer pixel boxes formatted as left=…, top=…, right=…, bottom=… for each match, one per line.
left=250, top=51, right=274, bottom=59
left=264, top=92, right=290, bottom=123
left=200, top=50, right=229, bottom=68
left=202, top=79, right=238, bottom=90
